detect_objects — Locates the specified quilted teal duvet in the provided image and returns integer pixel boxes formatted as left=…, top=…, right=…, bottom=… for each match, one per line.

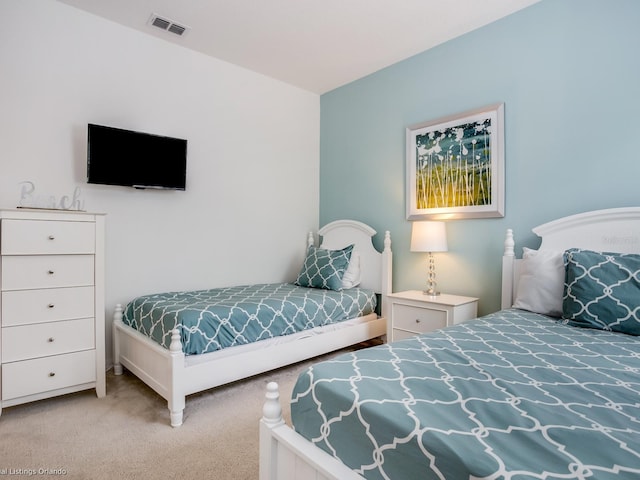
left=291, top=308, right=640, bottom=479
left=121, top=283, right=376, bottom=355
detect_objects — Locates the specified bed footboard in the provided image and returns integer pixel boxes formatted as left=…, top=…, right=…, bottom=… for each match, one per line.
left=112, top=304, right=186, bottom=427
left=259, top=382, right=364, bottom=480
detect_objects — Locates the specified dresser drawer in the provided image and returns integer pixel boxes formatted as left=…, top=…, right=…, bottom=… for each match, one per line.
left=2, top=349, right=96, bottom=401
left=392, top=303, right=447, bottom=334
left=1, top=219, right=95, bottom=255
left=1, top=255, right=94, bottom=291
left=2, top=286, right=94, bottom=327
left=2, top=317, right=95, bottom=362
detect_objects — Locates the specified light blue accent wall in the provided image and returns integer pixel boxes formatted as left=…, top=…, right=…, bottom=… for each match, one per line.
left=319, top=0, right=640, bottom=315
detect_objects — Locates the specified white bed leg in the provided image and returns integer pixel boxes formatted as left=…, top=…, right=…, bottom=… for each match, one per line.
left=113, top=304, right=124, bottom=375
left=169, top=407, right=184, bottom=428
left=168, top=328, right=185, bottom=427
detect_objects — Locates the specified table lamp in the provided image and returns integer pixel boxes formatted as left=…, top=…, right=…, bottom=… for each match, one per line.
left=410, top=221, right=448, bottom=296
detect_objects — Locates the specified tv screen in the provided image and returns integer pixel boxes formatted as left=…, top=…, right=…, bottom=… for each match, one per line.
left=87, top=123, right=187, bottom=190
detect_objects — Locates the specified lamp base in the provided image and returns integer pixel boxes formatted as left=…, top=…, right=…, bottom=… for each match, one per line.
left=422, top=289, right=441, bottom=297
left=422, top=253, right=441, bottom=297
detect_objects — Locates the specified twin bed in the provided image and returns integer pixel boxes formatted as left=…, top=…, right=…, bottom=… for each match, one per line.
left=112, top=219, right=392, bottom=427
left=259, top=207, right=640, bottom=480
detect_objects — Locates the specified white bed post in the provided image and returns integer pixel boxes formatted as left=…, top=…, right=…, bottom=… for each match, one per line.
left=168, top=329, right=186, bottom=427
left=259, top=382, right=285, bottom=480
left=501, top=229, right=515, bottom=309
left=113, top=304, right=123, bottom=375
left=381, top=231, right=392, bottom=322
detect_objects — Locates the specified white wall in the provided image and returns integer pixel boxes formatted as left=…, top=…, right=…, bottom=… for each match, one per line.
left=0, top=0, right=320, bottom=366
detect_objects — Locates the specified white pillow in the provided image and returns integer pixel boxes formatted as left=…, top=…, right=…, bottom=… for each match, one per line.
left=512, top=247, right=564, bottom=317
left=341, top=252, right=361, bottom=289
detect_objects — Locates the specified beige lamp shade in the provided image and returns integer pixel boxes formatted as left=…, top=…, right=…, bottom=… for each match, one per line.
left=410, top=221, right=448, bottom=253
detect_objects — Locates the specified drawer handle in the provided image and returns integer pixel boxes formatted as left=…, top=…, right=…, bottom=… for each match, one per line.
left=48, top=235, right=55, bottom=240
left=48, top=303, right=55, bottom=309
left=48, top=270, right=55, bottom=275
left=49, top=372, right=56, bottom=377
left=415, top=319, right=421, bottom=323
left=48, top=337, right=55, bottom=343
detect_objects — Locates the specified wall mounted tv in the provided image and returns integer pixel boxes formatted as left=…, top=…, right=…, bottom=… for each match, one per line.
left=87, top=123, right=187, bottom=190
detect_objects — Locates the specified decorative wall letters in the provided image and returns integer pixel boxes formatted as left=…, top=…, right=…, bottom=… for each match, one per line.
left=18, top=181, right=85, bottom=211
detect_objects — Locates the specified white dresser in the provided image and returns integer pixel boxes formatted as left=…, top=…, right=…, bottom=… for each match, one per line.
left=0, top=209, right=105, bottom=415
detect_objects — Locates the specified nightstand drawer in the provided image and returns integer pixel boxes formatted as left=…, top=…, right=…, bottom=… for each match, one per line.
left=392, top=304, right=447, bottom=333
left=1, top=219, right=95, bottom=255
left=1, top=255, right=94, bottom=291
left=2, top=350, right=96, bottom=401
left=387, top=291, right=479, bottom=342
left=2, top=317, right=95, bottom=363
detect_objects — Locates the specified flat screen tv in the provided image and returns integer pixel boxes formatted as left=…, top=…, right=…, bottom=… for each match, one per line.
left=87, top=123, right=187, bottom=190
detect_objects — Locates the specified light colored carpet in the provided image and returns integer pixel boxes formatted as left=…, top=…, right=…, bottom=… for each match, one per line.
left=0, top=344, right=374, bottom=479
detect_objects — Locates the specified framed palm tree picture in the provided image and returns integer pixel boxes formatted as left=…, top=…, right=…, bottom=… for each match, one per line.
left=406, top=103, right=505, bottom=220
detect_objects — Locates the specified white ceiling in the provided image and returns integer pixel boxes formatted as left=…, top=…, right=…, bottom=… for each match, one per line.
left=57, top=0, right=541, bottom=94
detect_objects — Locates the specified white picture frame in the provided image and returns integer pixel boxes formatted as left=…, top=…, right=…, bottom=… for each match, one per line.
left=406, top=103, right=505, bottom=220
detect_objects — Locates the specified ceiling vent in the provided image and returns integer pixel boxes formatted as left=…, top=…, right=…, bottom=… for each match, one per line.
left=148, top=14, right=189, bottom=37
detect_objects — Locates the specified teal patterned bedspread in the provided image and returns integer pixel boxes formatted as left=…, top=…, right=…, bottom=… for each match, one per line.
left=291, top=309, right=640, bottom=479
left=122, top=283, right=376, bottom=355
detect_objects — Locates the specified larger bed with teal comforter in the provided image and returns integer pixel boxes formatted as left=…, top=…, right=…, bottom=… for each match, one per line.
left=291, top=308, right=640, bottom=479
left=259, top=208, right=640, bottom=480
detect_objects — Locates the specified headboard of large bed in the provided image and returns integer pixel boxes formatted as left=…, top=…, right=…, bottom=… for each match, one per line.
left=502, top=207, right=640, bottom=309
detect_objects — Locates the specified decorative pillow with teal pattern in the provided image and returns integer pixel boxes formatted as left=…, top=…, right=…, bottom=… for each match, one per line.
left=295, top=244, right=354, bottom=291
left=562, top=248, right=640, bottom=335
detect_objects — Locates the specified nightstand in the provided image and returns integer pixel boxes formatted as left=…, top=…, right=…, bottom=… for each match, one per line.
left=387, top=290, right=478, bottom=341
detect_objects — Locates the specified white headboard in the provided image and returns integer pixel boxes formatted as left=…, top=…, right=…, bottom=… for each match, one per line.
left=502, top=207, right=640, bottom=309
left=315, top=219, right=392, bottom=298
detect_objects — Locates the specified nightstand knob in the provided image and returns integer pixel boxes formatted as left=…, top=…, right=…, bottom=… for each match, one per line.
left=48, top=303, right=55, bottom=309
left=48, top=372, right=56, bottom=377
left=48, top=235, right=55, bottom=240
left=415, top=319, right=421, bottom=323
left=48, top=337, right=55, bottom=343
